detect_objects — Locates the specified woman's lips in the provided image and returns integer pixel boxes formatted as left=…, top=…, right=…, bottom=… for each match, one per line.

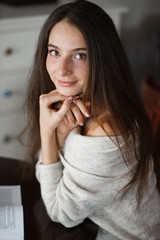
left=57, top=80, right=77, bottom=87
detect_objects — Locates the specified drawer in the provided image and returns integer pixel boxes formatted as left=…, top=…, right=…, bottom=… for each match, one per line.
left=0, top=71, right=29, bottom=113
left=0, top=111, right=26, bottom=160
left=0, top=29, right=39, bottom=73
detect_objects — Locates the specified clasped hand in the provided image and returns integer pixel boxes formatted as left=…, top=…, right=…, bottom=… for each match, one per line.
left=39, top=90, right=90, bottom=148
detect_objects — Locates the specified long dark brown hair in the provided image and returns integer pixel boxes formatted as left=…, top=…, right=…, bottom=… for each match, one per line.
left=20, top=0, right=159, bottom=207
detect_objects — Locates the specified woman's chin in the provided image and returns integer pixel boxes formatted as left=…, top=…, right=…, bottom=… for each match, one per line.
left=58, top=89, right=81, bottom=97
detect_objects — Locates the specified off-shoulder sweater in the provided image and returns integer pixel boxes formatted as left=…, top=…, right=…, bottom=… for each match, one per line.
left=36, top=127, right=160, bottom=240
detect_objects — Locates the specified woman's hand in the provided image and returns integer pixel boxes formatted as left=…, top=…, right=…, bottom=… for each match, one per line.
left=57, top=98, right=90, bottom=148
left=39, top=90, right=71, bottom=164
left=40, top=90, right=90, bottom=147
left=39, top=90, right=70, bottom=138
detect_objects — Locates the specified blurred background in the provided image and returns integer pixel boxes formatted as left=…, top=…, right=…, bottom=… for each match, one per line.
left=0, top=0, right=160, bottom=160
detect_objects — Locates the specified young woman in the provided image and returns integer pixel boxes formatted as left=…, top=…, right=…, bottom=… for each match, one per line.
left=23, top=0, right=160, bottom=239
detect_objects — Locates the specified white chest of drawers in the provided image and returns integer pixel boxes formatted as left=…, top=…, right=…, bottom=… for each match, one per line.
left=0, top=15, right=46, bottom=160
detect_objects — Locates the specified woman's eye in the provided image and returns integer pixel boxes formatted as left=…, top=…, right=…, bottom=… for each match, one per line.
left=49, top=49, right=59, bottom=56
left=75, top=53, right=86, bottom=60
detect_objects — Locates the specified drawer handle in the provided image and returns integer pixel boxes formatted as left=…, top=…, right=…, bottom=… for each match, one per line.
left=2, top=90, right=13, bottom=98
left=2, top=135, right=12, bottom=144
left=4, top=48, right=13, bottom=56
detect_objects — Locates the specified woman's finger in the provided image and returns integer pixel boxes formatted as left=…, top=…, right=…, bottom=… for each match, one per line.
left=39, top=91, right=67, bottom=109
left=70, top=103, right=85, bottom=126
left=72, top=99, right=90, bottom=118
left=55, top=99, right=72, bottom=123
left=65, top=109, right=77, bottom=126
left=63, top=115, right=70, bottom=126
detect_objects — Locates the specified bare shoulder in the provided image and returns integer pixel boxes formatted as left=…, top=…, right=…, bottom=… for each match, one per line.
left=83, top=119, right=121, bottom=137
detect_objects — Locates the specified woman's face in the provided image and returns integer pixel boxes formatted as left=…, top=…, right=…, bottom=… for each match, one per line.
left=46, top=20, right=89, bottom=96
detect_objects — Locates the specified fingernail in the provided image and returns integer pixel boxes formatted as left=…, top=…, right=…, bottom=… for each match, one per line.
left=79, top=122, right=84, bottom=126
left=85, top=112, right=90, bottom=117
left=68, top=96, right=73, bottom=103
left=72, top=121, right=77, bottom=126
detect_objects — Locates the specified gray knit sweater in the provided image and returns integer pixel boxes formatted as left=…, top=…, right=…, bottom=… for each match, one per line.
left=36, top=127, right=160, bottom=240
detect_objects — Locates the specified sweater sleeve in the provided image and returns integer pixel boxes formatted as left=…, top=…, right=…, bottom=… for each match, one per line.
left=36, top=151, right=111, bottom=227
left=35, top=128, right=135, bottom=228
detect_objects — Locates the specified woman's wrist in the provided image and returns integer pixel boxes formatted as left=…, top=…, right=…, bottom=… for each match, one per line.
left=56, top=128, right=70, bottom=149
left=41, top=130, right=59, bottom=165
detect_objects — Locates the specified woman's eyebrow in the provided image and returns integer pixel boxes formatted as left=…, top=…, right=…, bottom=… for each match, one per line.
left=48, top=44, right=87, bottom=52
left=48, top=44, right=59, bottom=49
left=72, top=47, right=87, bottom=52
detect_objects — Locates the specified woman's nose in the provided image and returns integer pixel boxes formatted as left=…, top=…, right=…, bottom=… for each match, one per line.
left=57, top=57, right=72, bottom=76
